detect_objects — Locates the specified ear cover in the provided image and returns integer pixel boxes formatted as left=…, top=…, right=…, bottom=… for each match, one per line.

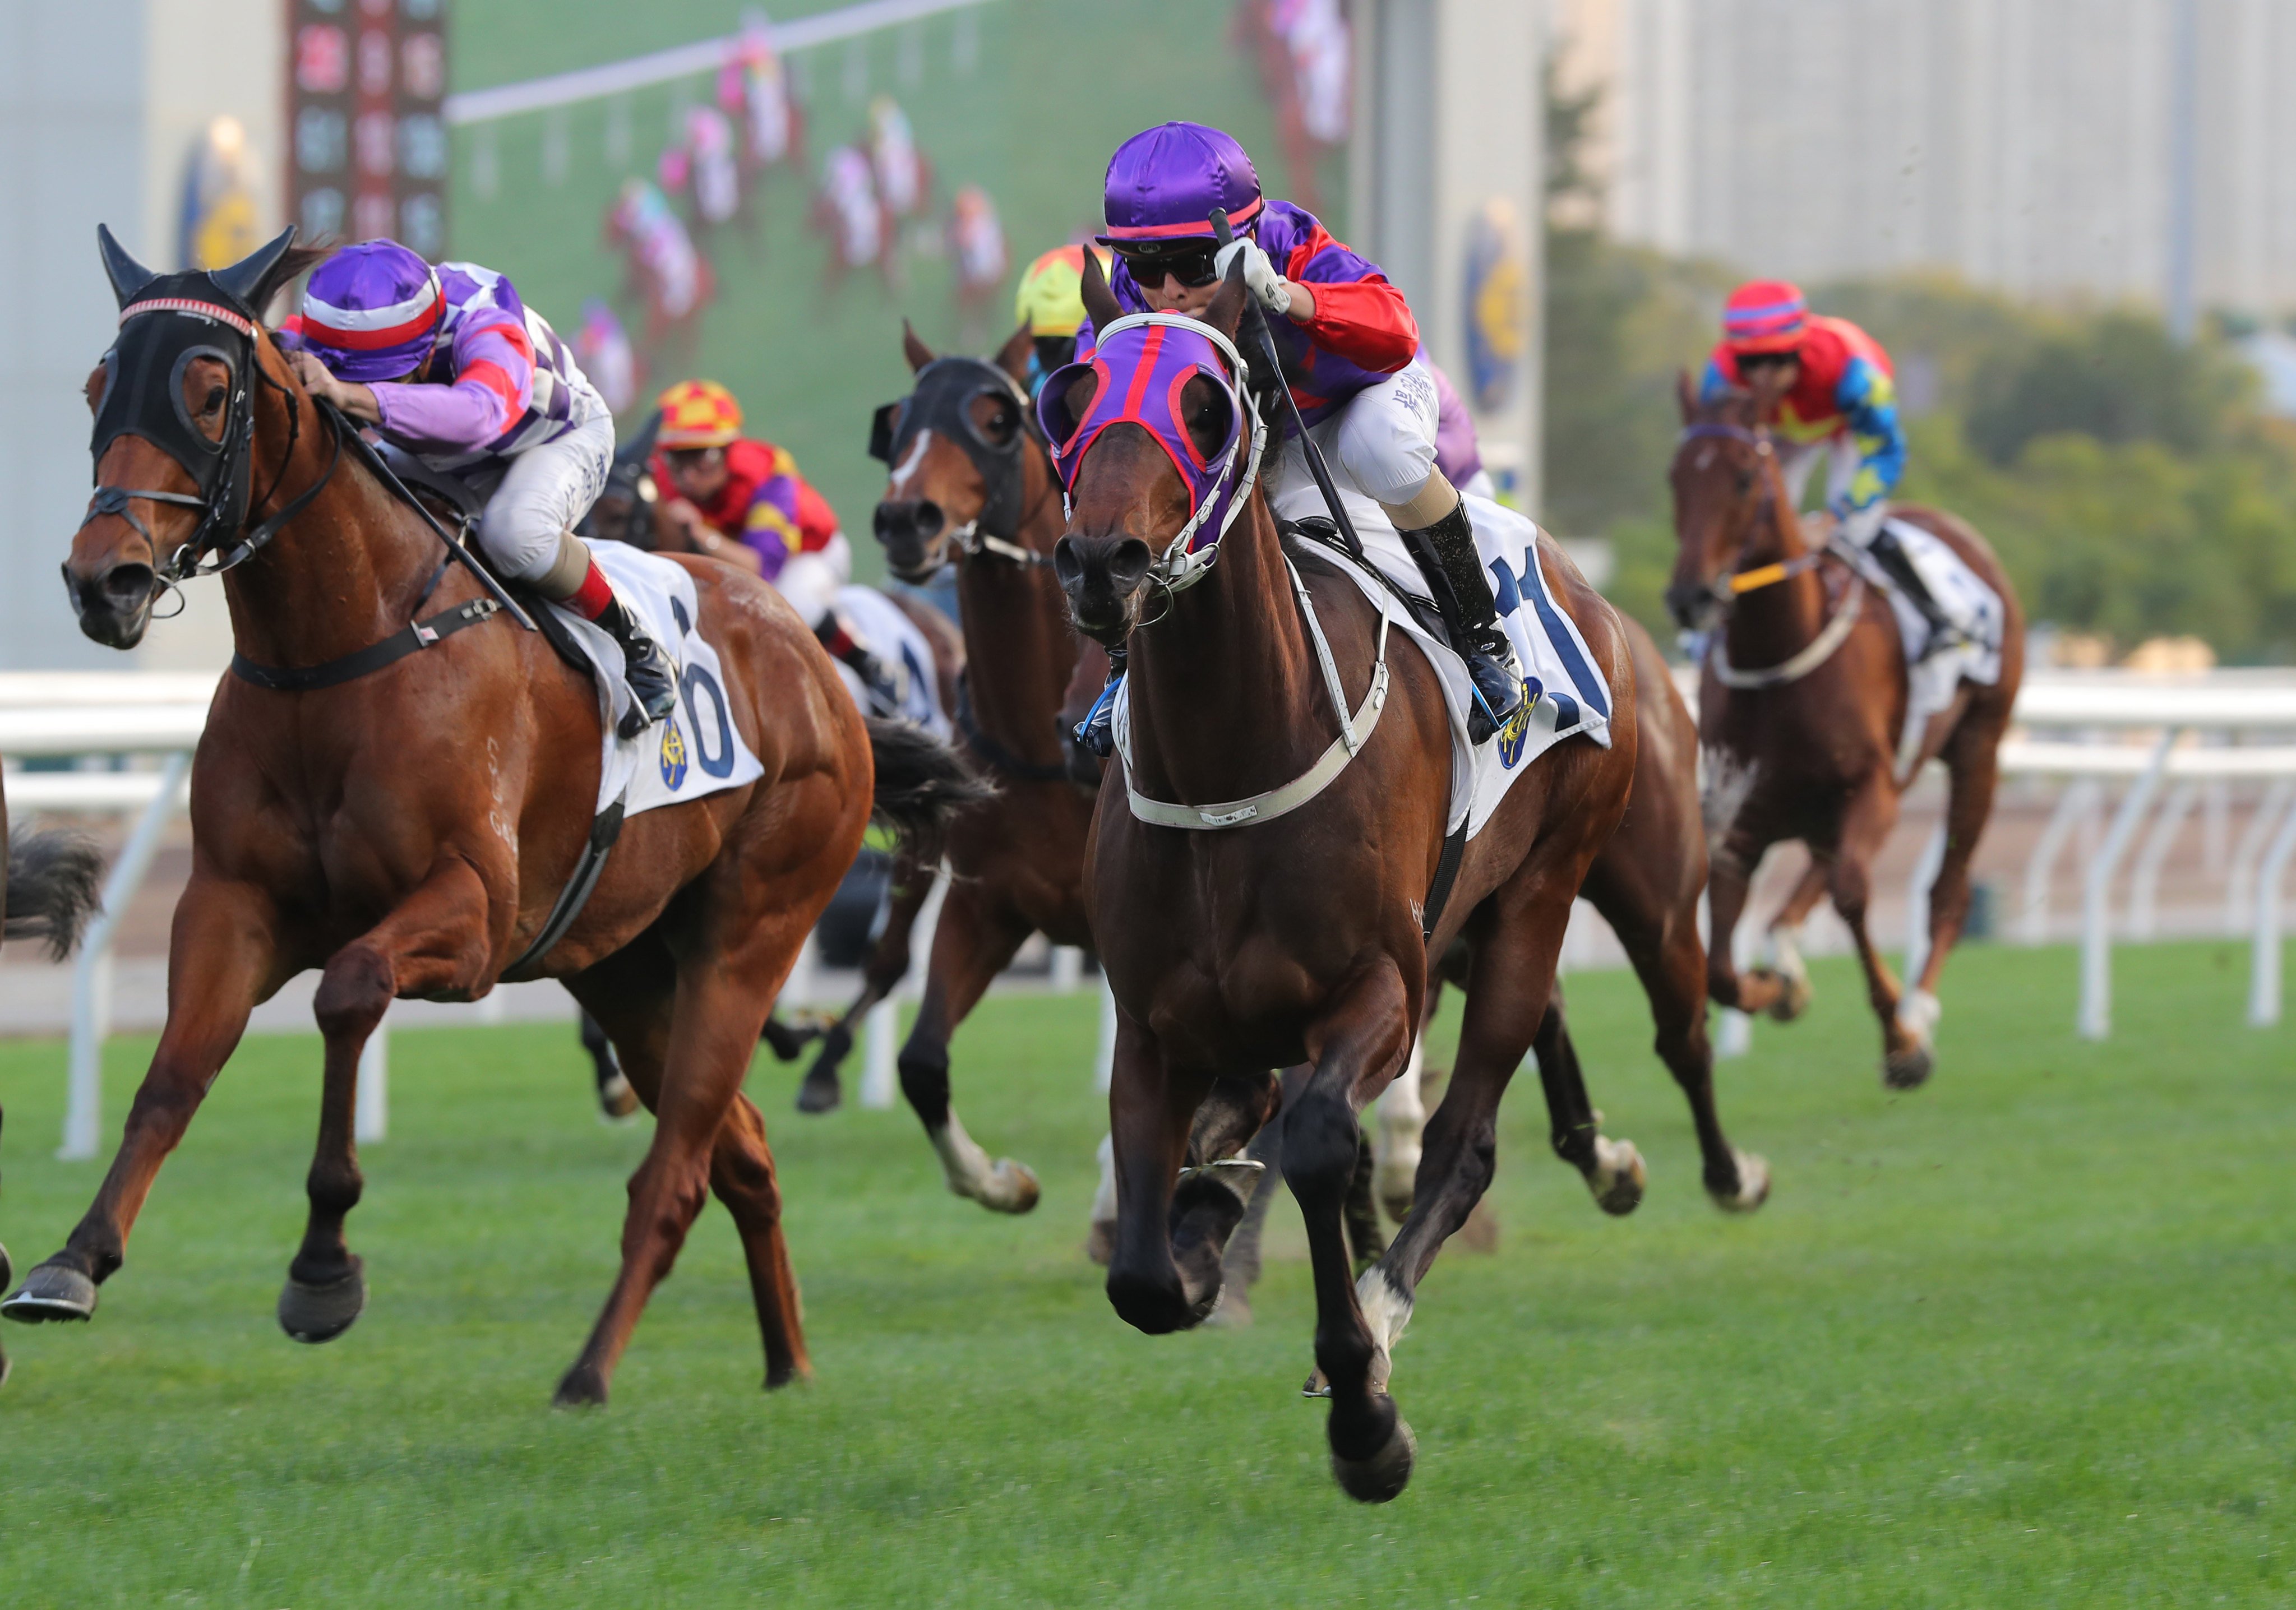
left=208, top=226, right=298, bottom=311
left=97, top=224, right=160, bottom=310
left=1034, top=363, right=1094, bottom=461
left=868, top=402, right=900, bottom=464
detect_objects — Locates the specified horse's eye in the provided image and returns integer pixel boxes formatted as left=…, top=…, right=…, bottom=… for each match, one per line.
left=203, top=385, right=227, bottom=415
left=1734, top=468, right=1754, bottom=493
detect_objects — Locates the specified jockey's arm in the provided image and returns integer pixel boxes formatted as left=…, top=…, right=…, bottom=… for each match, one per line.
left=1833, top=355, right=1905, bottom=513
left=362, top=316, right=536, bottom=454
left=1279, top=228, right=1420, bottom=374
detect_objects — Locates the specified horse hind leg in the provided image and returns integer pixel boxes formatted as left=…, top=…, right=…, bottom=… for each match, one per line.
left=708, top=1093, right=809, bottom=1387
left=580, top=1011, right=640, bottom=1122
left=900, top=886, right=1040, bottom=1213
left=1827, top=781, right=1924, bottom=1088
left=1899, top=707, right=2011, bottom=1069
left=1531, top=992, right=1647, bottom=1216
left=1749, top=855, right=1826, bottom=1022
left=798, top=850, right=929, bottom=1114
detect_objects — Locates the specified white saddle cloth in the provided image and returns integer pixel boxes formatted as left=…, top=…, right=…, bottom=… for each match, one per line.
left=826, top=584, right=950, bottom=739
left=1842, top=516, right=2006, bottom=780
left=548, top=539, right=766, bottom=819
left=1256, top=485, right=1613, bottom=838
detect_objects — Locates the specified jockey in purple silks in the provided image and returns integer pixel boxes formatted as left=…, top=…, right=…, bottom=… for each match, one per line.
left=281, top=241, right=677, bottom=736
left=1075, top=121, right=1524, bottom=742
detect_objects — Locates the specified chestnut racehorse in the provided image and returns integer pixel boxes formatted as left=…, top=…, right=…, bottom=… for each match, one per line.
left=860, top=322, right=1106, bottom=1210
left=1666, top=383, right=2023, bottom=1086
left=1054, top=261, right=1638, bottom=1501
left=10, top=229, right=978, bottom=1405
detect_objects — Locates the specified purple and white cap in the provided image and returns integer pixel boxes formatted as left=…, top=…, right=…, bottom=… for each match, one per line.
left=284, top=240, right=443, bottom=383
left=1097, top=122, right=1263, bottom=247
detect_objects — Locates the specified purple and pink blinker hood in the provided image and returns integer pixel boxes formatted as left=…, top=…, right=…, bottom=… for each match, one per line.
left=1038, top=313, right=1264, bottom=585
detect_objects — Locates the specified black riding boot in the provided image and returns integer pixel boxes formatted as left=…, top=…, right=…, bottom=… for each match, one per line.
left=595, top=597, right=679, bottom=739
left=1397, top=498, right=1524, bottom=743
left=1867, top=526, right=1961, bottom=655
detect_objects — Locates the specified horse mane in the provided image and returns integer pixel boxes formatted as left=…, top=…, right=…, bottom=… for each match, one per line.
left=255, top=241, right=339, bottom=325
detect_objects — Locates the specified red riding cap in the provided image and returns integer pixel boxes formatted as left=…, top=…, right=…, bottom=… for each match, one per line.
left=1722, top=280, right=1810, bottom=354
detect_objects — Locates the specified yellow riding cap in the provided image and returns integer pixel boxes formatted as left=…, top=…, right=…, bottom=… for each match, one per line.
left=657, top=379, right=743, bottom=448
left=1013, top=244, right=1111, bottom=339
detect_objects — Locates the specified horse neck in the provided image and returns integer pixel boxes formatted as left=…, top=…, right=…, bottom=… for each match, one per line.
left=953, top=439, right=1071, bottom=753
left=1124, top=494, right=1323, bottom=802
left=1724, top=457, right=1828, bottom=667
left=219, top=369, right=440, bottom=668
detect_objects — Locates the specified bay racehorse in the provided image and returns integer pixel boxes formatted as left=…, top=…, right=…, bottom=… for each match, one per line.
left=0, top=806, right=105, bottom=1389
left=857, top=321, right=1106, bottom=1210
left=1053, top=260, right=1638, bottom=1501
left=8, top=228, right=979, bottom=1406
left=1666, top=382, right=2023, bottom=1086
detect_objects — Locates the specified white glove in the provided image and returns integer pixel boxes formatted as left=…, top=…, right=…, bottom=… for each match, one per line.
left=1213, top=237, right=1292, bottom=316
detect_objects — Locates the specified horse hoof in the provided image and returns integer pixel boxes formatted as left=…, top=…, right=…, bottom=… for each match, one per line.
left=1763, top=969, right=1813, bottom=1022
left=596, top=1071, right=641, bottom=1123
left=1083, top=1218, right=1116, bottom=1267
left=552, top=1364, right=609, bottom=1408
left=1331, top=1417, right=1417, bottom=1503
left=278, top=1260, right=366, bottom=1344
left=794, top=1072, right=842, bottom=1116
left=0, top=1241, right=12, bottom=1294
left=978, top=1160, right=1041, bottom=1215
left=1709, top=1149, right=1772, bottom=1213
left=1883, top=1043, right=1934, bottom=1090
left=1204, top=1285, right=1254, bottom=1329
left=1587, top=1136, right=1646, bottom=1216
left=1301, top=1367, right=1331, bottom=1399
left=2, top=1261, right=96, bottom=1324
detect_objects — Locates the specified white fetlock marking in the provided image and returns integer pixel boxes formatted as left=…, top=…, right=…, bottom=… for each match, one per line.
left=1769, top=927, right=1808, bottom=989
left=1726, top=1148, right=1771, bottom=1210
left=1089, top=1132, right=1117, bottom=1225
left=1591, top=1135, right=1644, bottom=1195
left=931, top=1111, right=1000, bottom=1201
left=1374, top=1039, right=1428, bottom=1213
left=1353, top=1265, right=1414, bottom=1394
left=1896, top=987, right=1941, bottom=1042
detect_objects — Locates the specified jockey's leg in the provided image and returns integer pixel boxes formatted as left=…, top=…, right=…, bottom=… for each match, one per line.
left=479, top=415, right=677, bottom=737
left=1332, top=363, right=1522, bottom=741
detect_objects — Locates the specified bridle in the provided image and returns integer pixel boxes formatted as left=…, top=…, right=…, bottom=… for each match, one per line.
left=870, top=356, right=1058, bottom=575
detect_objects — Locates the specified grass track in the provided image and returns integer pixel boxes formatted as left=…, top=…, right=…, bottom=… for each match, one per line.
left=1, top=940, right=2292, bottom=1606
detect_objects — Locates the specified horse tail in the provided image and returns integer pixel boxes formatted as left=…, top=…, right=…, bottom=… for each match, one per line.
left=4, top=827, right=105, bottom=961
left=865, top=718, right=994, bottom=858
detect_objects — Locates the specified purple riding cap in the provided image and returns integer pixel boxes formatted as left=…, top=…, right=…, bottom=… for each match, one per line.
left=1097, top=121, right=1264, bottom=244
left=284, top=241, right=444, bottom=382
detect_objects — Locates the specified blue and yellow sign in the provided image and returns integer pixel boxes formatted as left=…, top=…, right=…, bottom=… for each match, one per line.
left=658, top=718, right=689, bottom=789
left=1464, top=197, right=1528, bottom=415
left=179, top=117, right=260, bottom=272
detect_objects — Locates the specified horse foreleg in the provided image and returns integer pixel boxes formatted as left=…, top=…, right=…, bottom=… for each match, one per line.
left=4, top=881, right=278, bottom=1324
left=797, top=848, right=930, bottom=1115
left=1530, top=993, right=1647, bottom=1216
left=1287, top=963, right=1417, bottom=1503
left=899, top=881, right=1038, bottom=1211
left=283, top=858, right=495, bottom=1344
left=1753, top=855, right=1826, bottom=1020
left=1905, top=709, right=2010, bottom=1044
left=1704, top=836, right=1789, bottom=1016
left=1103, top=1011, right=1217, bottom=1334
left=1826, top=780, right=1922, bottom=1088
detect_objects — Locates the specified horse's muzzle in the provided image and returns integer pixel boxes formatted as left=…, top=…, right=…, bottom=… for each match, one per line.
left=874, top=498, right=946, bottom=582
left=1054, top=534, right=1151, bottom=645
left=62, top=559, right=156, bottom=649
left=1664, top=576, right=1723, bottom=635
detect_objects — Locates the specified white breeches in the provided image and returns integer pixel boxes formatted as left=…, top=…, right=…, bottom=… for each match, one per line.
left=473, top=414, right=617, bottom=583
left=770, top=531, right=853, bottom=631
left=1780, top=435, right=1887, bottom=548
left=1268, top=358, right=1443, bottom=519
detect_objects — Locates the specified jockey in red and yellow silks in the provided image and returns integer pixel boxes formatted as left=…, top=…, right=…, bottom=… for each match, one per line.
left=1697, top=280, right=1955, bottom=643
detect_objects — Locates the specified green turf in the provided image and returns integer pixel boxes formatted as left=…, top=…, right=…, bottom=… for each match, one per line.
left=1, top=940, right=2292, bottom=1605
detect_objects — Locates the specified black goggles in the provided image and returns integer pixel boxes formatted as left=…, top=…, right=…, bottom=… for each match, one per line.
left=1114, top=241, right=1221, bottom=289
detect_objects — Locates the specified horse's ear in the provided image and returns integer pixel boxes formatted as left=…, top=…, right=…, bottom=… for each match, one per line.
left=1079, top=246, right=1122, bottom=334
left=994, top=320, right=1033, bottom=386
left=622, top=408, right=662, bottom=466
left=210, top=226, right=299, bottom=309
left=1676, top=368, right=1698, bottom=423
left=1203, top=254, right=1250, bottom=343
left=97, top=224, right=159, bottom=309
left=902, top=318, right=936, bottom=373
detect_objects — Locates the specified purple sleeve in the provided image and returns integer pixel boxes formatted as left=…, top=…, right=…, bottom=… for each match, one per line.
left=1427, top=359, right=1484, bottom=485
left=368, top=314, right=534, bottom=454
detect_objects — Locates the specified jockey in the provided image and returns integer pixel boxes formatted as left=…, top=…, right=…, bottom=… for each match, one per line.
left=1077, top=121, right=1526, bottom=741
left=282, top=241, right=677, bottom=738
left=1701, top=281, right=1952, bottom=641
left=1013, top=243, right=1112, bottom=396
left=648, top=379, right=904, bottom=710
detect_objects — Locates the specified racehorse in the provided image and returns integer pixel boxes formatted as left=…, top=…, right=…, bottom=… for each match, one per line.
left=1053, top=259, right=1638, bottom=1501
left=10, top=228, right=980, bottom=1407
left=859, top=321, right=1106, bottom=1211
left=0, top=805, right=105, bottom=1389
left=1666, top=382, right=2023, bottom=1086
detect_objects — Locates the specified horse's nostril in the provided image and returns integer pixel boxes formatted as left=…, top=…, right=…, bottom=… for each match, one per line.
left=914, top=502, right=944, bottom=539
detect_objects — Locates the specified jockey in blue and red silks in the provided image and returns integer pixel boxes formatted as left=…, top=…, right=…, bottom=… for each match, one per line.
left=1074, top=121, right=1525, bottom=740
left=281, top=240, right=678, bottom=735
left=1698, top=279, right=1952, bottom=641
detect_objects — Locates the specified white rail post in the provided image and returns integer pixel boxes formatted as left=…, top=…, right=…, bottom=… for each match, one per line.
left=2246, top=791, right=2296, bottom=1027
left=1050, top=945, right=1083, bottom=993
left=2021, top=778, right=2098, bottom=946
left=2078, top=729, right=2180, bottom=1041
left=1902, top=820, right=1949, bottom=987
left=2226, top=777, right=2294, bottom=934
left=861, top=862, right=947, bottom=1110
left=61, top=752, right=191, bottom=1162
left=356, top=1010, right=388, bottom=1144
left=2128, top=780, right=2198, bottom=940
left=1093, top=971, right=1119, bottom=1094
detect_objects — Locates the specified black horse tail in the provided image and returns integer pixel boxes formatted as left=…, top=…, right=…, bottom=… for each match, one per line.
left=5, top=827, right=106, bottom=961
left=866, top=718, right=993, bottom=859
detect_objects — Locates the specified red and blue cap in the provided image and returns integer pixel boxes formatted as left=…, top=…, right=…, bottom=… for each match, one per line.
left=1097, top=122, right=1263, bottom=248
left=1722, top=280, right=1809, bottom=354
left=287, top=239, right=444, bottom=383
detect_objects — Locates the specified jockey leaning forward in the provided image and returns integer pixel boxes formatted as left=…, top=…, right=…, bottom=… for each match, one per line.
left=282, top=241, right=678, bottom=737
left=1075, top=121, right=1526, bottom=742
left=649, top=379, right=906, bottom=710
left=1701, top=280, right=1953, bottom=642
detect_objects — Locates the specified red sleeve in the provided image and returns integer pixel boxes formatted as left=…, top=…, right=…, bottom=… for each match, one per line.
left=794, top=477, right=842, bottom=550
left=1283, top=227, right=1420, bottom=375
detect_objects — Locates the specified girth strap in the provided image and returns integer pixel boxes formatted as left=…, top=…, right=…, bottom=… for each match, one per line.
left=1420, top=823, right=1468, bottom=944
left=230, top=595, right=503, bottom=692
left=503, top=801, right=627, bottom=976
